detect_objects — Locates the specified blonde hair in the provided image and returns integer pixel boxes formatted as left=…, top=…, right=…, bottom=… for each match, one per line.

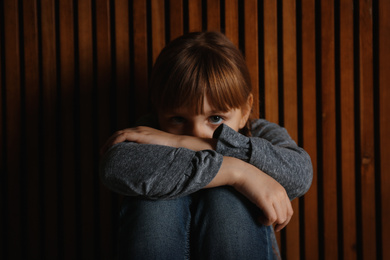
left=149, top=31, right=253, bottom=135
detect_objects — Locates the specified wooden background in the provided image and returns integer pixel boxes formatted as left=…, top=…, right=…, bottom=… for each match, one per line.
left=1, top=0, right=389, bottom=259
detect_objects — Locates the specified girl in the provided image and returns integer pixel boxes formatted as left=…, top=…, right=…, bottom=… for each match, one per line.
left=100, top=31, right=313, bottom=259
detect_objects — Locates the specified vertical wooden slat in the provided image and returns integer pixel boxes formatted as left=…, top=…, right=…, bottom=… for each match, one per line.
left=115, top=0, right=131, bottom=129
left=188, top=0, right=202, bottom=32
left=321, top=0, right=338, bottom=258
left=133, top=0, right=148, bottom=118
left=2, top=1, right=390, bottom=258
left=300, top=0, right=319, bottom=259
left=263, top=0, right=278, bottom=124
left=4, top=0, right=22, bottom=258
left=339, top=0, right=357, bottom=259
left=244, top=0, right=259, bottom=118
left=40, top=0, right=59, bottom=258
left=207, top=0, right=220, bottom=31
left=379, top=1, right=390, bottom=259
left=170, top=0, right=183, bottom=40
left=95, top=0, right=113, bottom=257
left=0, top=5, right=4, bottom=257
left=23, top=0, right=41, bottom=258
left=78, top=0, right=95, bottom=258
left=282, top=1, right=300, bottom=259
left=151, top=0, right=165, bottom=63
left=359, top=0, right=376, bottom=259
left=224, top=0, right=239, bottom=48
left=59, top=0, right=76, bottom=258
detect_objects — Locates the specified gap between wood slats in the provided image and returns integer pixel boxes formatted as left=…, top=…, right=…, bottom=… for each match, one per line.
left=0, top=1, right=7, bottom=259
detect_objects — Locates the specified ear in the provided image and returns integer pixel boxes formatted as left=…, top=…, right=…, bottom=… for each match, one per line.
left=239, top=94, right=253, bottom=129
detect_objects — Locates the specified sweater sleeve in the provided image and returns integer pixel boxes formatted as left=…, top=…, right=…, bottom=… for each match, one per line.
left=213, top=119, right=313, bottom=200
left=99, top=142, right=223, bottom=199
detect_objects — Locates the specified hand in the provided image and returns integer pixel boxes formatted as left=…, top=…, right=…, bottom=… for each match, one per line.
left=100, top=126, right=217, bottom=156
left=236, top=169, right=293, bottom=232
left=100, top=126, right=180, bottom=156
left=207, top=157, right=293, bottom=232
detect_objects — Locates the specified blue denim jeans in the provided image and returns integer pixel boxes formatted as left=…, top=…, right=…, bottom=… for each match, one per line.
left=117, top=187, right=279, bottom=260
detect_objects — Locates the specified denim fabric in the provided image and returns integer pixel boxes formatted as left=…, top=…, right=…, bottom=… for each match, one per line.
left=117, top=187, right=275, bottom=260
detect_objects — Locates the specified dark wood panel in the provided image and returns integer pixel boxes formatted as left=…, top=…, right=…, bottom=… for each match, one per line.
left=59, top=1, right=77, bottom=258
left=95, top=0, right=114, bottom=258
left=207, top=0, right=220, bottom=31
left=339, top=0, right=357, bottom=259
left=244, top=0, right=259, bottom=118
left=169, top=0, right=183, bottom=40
left=0, top=3, right=4, bottom=257
left=321, top=0, right=338, bottom=258
left=282, top=1, right=300, bottom=259
left=379, top=2, right=390, bottom=260
left=77, top=0, right=96, bottom=258
left=188, top=0, right=202, bottom=32
left=4, top=0, right=22, bottom=258
left=151, top=0, right=165, bottom=64
left=224, top=0, right=239, bottom=47
left=0, top=1, right=389, bottom=259
left=115, top=0, right=131, bottom=130
left=22, top=0, right=41, bottom=258
left=263, top=0, right=279, bottom=124
left=359, top=0, right=377, bottom=259
left=40, top=0, right=59, bottom=258
left=300, top=0, right=320, bottom=259
left=133, top=0, right=148, bottom=118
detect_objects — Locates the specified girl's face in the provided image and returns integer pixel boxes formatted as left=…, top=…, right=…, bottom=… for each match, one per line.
left=158, top=96, right=252, bottom=138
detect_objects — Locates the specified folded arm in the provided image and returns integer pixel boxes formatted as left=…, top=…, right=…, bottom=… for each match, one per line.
left=212, top=119, right=313, bottom=200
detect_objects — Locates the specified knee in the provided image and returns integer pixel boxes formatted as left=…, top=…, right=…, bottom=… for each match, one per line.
left=192, top=188, right=274, bottom=259
left=117, top=197, right=191, bottom=259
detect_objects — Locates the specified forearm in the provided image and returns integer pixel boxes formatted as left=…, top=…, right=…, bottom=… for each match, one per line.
left=213, top=121, right=313, bottom=200
left=204, top=156, right=242, bottom=188
left=206, top=156, right=293, bottom=231
left=99, top=142, right=222, bottom=199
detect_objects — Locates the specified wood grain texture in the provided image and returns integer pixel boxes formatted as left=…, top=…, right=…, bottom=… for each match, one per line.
left=22, top=0, right=41, bottom=258
left=151, top=0, right=165, bottom=64
left=321, top=0, right=338, bottom=258
left=3, top=0, right=22, bottom=258
left=169, top=0, right=183, bottom=40
left=188, top=0, right=202, bottom=32
left=40, top=0, right=59, bottom=258
left=379, top=1, right=390, bottom=260
left=282, top=1, right=300, bottom=259
left=244, top=0, right=259, bottom=118
left=115, top=0, right=131, bottom=130
left=59, top=1, right=76, bottom=258
left=0, top=1, right=389, bottom=258
left=77, top=0, right=96, bottom=258
left=339, top=0, right=357, bottom=259
left=263, top=0, right=279, bottom=124
left=133, top=0, right=148, bottom=118
left=359, top=0, right=377, bottom=259
left=224, top=0, right=239, bottom=47
left=95, top=0, right=115, bottom=258
left=300, top=0, right=319, bottom=259
left=207, top=0, right=220, bottom=31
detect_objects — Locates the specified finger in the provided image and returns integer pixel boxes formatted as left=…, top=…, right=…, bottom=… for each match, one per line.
left=257, top=204, right=277, bottom=226
left=100, top=131, right=130, bottom=156
left=272, top=201, right=287, bottom=228
left=274, top=200, right=293, bottom=232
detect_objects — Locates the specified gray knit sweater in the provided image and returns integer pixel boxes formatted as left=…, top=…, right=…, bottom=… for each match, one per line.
left=99, top=119, right=313, bottom=200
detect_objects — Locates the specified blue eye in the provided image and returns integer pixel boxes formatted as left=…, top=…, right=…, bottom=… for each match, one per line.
left=209, top=116, right=224, bottom=124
